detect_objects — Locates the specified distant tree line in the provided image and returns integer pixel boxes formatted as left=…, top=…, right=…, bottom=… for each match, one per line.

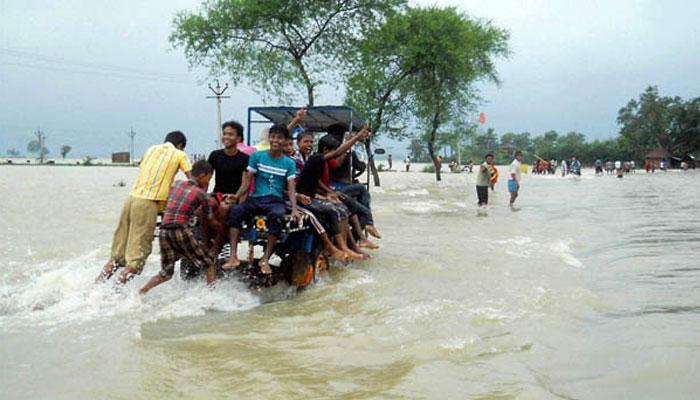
left=4, top=142, right=72, bottom=160
left=408, top=86, right=700, bottom=165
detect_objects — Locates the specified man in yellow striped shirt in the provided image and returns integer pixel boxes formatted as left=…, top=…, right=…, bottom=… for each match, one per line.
left=97, top=131, right=192, bottom=284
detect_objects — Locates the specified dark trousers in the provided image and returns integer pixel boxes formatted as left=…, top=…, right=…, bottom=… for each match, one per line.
left=476, top=185, right=489, bottom=206
left=228, top=195, right=286, bottom=236
left=335, top=183, right=374, bottom=226
left=339, top=184, right=371, bottom=208
left=304, top=199, right=341, bottom=236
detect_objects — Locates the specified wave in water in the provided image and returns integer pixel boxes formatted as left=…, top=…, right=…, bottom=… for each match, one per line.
left=0, top=249, right=264, bottom=330
left=491, top=236, right=584, bottom=268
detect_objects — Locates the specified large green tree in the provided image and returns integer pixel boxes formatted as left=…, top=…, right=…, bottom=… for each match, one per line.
left=171, top=0, right=405, bottom=105
left=532, top=130, right=559, bottom=160
left=400, top=7, right=508, bottom=181
left=668, top=97, right=700, bottom=156
left=346, top=6, right=507, bottom=181
left=617, top=86, right=677, bottom=159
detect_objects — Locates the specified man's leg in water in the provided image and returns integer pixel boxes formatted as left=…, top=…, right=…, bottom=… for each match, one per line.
left=319, top=232, right=348, bottom=263
left=177, top=227, right=217, bottom=284
left=303, top=202, right=348, bottom=262
left=350, top=214, right=379, bottom=249
left=339, top=185, right=381, bottom=238
left=139, top=229, right=177, bottom=295
left=345, top=224, right=370, bottom=259
left=341, top=195, right=379, bottom=242
left=119, top=197, right=158, bottom=284
left=97, top=197, right=132, bottom=282
left=337, top=218, right=364, bottom=260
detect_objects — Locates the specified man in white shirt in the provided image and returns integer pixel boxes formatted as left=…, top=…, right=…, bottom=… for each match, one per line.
left=508, top=150, right=524, bottom=208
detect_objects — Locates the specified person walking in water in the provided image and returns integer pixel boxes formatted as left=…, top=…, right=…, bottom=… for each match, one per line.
left=476, top=153, right=493, bottom=207
left=508, top=151, right=524, bottom=209
left=404, top=156, right=411, bottom=172
left=388, top=154, right=393, bottom=170
left=570, top=157, right=582, bottom=176
left=97, top=131, right=192, bottom=284
left=560, top=158, right=568, bottom=177
left=594, top=159, right=603, bottom=176
left=138, top=160, right=217, bottom=295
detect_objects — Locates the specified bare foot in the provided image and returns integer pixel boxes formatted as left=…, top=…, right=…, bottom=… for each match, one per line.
left=345, top=250, right=365, bottom=261
left=357, top=249, right=371, bottom=260
left=96, top=260, right=120, bottom=283
left=359, top=239, right=380, bottom=249
left=330, top=248, right=350, bottom=263
left=365, top=225, right=382, bottom=239
left=118, top=266, right=138, bottom=285
left=259, top=259, right=272, bottom=275
left=221, top=258, right=241, bottom=271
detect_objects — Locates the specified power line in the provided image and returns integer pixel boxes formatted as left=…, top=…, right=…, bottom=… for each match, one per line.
left=0, top=60, right=194, bottom=84
left=0, top=47, right=188, bottom=80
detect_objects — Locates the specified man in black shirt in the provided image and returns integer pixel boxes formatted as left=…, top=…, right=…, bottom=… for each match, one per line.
left=326, top=123, right=382, bottom=241
left=207, top=121, right=249, bottom=196
left=206, top=121, right=249, bottom=253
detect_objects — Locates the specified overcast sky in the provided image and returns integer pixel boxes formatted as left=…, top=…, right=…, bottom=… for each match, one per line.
left=1, top=0, right=699, bottom=158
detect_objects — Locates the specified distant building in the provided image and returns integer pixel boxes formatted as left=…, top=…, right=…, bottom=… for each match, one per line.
left=644, top=147, right=671, bottom=169
left=112, top=152, right=130, bottom=164
left=671, top=154, right=697, bottom=169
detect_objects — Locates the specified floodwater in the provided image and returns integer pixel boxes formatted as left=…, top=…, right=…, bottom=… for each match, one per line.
left=1, top=165, right=698, bottom=399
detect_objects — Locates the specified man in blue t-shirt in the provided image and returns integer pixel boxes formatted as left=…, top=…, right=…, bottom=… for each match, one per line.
left=222, top=124, right=301, bottom=274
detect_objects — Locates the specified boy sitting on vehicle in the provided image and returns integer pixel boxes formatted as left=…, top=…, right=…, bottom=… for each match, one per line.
left=222, top=124, right=301, bottom=274
left=296, top=127, right=373, bottom=261
left=138, top=160, right=217, bottom=295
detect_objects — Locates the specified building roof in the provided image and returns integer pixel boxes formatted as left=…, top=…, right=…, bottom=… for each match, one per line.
left=645, top=146, right=671, bottom=159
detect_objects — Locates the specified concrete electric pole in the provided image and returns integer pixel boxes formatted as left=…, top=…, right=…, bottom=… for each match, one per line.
left=128, top=127, right=136, bottom=164
left=35, top=128, right=46, bottom=164
left=206, top=80, right=230, bottom=147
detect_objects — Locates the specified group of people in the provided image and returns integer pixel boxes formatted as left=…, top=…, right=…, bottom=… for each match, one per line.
left=475, top=151, right=524, bottom=209
left=558, top=157, right=582, bottom=176
left=97, top=109, right=382, bottom=295
left=597, top=159, right=636, bottom=176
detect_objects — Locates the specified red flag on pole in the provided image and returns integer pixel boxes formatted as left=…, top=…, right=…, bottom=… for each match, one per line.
left=479, top=112, right=486, bottom=124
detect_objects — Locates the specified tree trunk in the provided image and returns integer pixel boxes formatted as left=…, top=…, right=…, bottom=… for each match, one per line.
left=427, top=138, right=441, bottom=181
left=294, top=57, right=315, bottom=106
left=364, top=140, right=381, bottom=187
left=427, top=111, right=442, bottom=181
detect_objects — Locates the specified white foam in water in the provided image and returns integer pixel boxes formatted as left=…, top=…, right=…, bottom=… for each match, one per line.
left=0, top=249, right=263, bottom=329
left=402, top=188, right=429, bottom=197
left=400, top=201, right=443, bottom=214
left=490, top=236, right=584, bottom=268
left=440, top=335, right=481, bottom=350
left=549, top=239, right=584, bottom=268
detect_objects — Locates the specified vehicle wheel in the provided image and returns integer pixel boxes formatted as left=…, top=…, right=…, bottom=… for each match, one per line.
left=281, top=250, right=315, bottom=289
